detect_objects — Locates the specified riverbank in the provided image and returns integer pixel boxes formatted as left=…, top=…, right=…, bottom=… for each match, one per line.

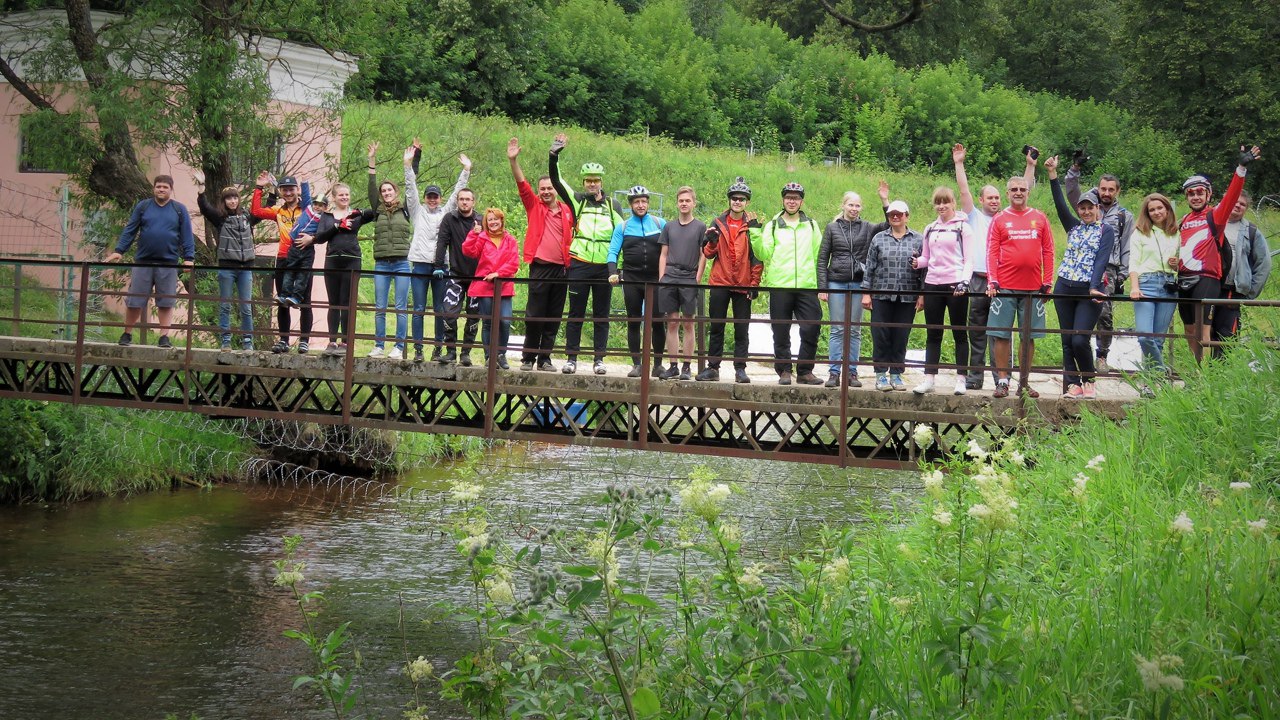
left=437, top=340, right=1280, bottom=719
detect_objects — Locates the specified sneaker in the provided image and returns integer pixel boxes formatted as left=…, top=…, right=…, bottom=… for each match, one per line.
left=628, top=365, right=642, bottom=378
left=271, top=340, right=289, bottom=354
left=1096, top=356, right=1108, bottom=373
left=388, top=347, right=404, bottom=360
left=965, top=379, right=983, bottom=390
left=297, top=342, right=309, bottom=355
left=288, top=295, right=304, bottom=307
left=912, top=377, right=935, bottom=395
left=651, top=363, right=664, bottom=378
left=414, top=348, right=424, bottom=363
left=368, top=346, right=386, bottom=359
left=824, top=374, right=841, bottom=388
left=594, top=360, right=607, bottom=375
left=520, top=361, right=535, bottom=372
left=660, top=363, right=680, bottom=380
left=459, top=353, right=472, bottom=367
left=538, top=360, right=556, bottom=372
left=890, top=374, right=906, bottom=391
left=324, top=343, right=343, bottom=357
left=796, top=372, right=823, bottom=385
left=679, top=366, right=691, bottom=381
left=847, top=375, right=863, bottom=388
left=1081, top=382, right=1097, bottom=399
left=696, top=367, right=719, bottom=382
left=427, top=347, right=440, bottom=362
left=274, top=294, right=289, bottom=306
left=562, top=360, right=577, bottom=375
left=993, top=381, right=1010, bottom=398
left=1064, top=384, right=1083, bottom=399
left=735, top=368, right=751, bottom=384
left=875, top=374, right=892, bottom=392
left=778, top=371, right=792, bottom=386
left=438, top=350, right=456, bottom=364
left=118, top=332, right=133, bottom=346
left=238, top=344, right=254, bottom=355
left=1021, top=385, right=1041, bottom=399
left=954, top=378, right=967, bottom=396
left=1139, top=385, right=1155, bottom=399
left=220, top=342, right=232, bottom=352
left=496, top=356, right=509, bottom=370
left=157, top=335, right=173, bottom=349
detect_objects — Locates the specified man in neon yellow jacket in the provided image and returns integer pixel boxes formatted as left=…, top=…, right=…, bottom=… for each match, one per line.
left=751, top=182, right=825, bottom=386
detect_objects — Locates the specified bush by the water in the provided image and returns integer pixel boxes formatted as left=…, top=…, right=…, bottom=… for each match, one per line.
left=425, top=341, right=1279, bottom=718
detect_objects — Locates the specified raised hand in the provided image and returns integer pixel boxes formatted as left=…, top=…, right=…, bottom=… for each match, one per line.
left=1044, top=155, right=1059, bottom=178
left=551, top=133, right=567, bottom=154
left=877, top=180, right=890, bottom=203
left=256, top=170, right=272, bottom=187
left=1239, top=145, right=1262, bottom=167
left=952, top=143, right=966, bottom=165
left=460, top=153, right=472, bottom=171
left=403, top=145, right=416, bottom=164
left=412, top=137, right=422, bottom=151
left=367, top=142, right=379, bottom=163
left=507, top=138, right=520, bottom=160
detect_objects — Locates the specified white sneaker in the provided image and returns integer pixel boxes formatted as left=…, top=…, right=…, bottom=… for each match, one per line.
left=912, top=378, right=935, bottom=395
left=388, top=347, right=404, bottom=360
left=367, top=346, right=385, bottom=358
left=954, top=377, right=967, bottom=395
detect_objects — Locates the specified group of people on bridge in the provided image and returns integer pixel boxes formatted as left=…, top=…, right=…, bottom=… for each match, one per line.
left=109, top=136, right=1271, bottom=399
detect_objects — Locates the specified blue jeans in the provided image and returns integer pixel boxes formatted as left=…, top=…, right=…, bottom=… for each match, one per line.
left=1134, top=273, right=1177, bottom=370
left=826, top=280, right=864, bottom=376
left=410, top=262, right=446, bottom=350
left=218, top=267, right=254, bottom=346
left=373, top=258, right=411, bottom=350
left=476, top=295, right=513, bottom=357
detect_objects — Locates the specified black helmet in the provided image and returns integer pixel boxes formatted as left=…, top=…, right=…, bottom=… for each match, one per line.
left=727, top=177, right=751, bottom=199
left=781, top=182, right=805, bottom=198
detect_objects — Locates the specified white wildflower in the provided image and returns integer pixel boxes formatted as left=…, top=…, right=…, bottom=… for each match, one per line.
left=706, top=483, right=732, bottom=503
left=968, top=504, right=993, bottom=521
left=896, top=542, right=918, bottom=560
left=889, top=595, right=914, bottom=613
left=485, top=578, right=516, bottom=605
left=1229, top=482, right=1252, bottom=492
left=1086, top=454, right=1106, bottom=471
left=1070, top=472, right=1089, bottom=502
left=922, top=469, right=945, bottom=499
left=821, top=557, right=851, bottom=587
left=1247, top=519, right=1268, bottom=537
left=1134, top=654, right=1185, bottom=692
left=405, top=656, right=435, bottom=683
left=965, top=438, right=988, bottom=462
left=932, top=508, right=953, bottom=527
left=1169, top=512, right=1194, bottom=536
left=586, top=533, right=620, bottom=584
left=1009, top=450, right=1026, bottom=466
left=274, top=569, right=304, bottom=587
left=450, top=481, right=483, bottom=503
left=912, top=423, right=935, bottom=449
left=458, top=533, right=490, bottom=558
left=679, top=475, right=734, bottom=523
left=737, top=563, right=766, bottom=590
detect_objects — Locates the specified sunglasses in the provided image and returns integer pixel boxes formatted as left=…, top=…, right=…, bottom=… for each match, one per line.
left=887, top=212, right=906, bottom=218
left=729, top=196, right=748, bottom=202
left=1009, top=188, right=1028, bottom=194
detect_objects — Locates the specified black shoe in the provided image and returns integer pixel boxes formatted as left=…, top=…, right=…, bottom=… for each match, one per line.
left=824, top=374, right=841, bottom=388
left=628, top=364, right=642, bottom=378
left=437, top=350, right=456, bottom=364
left=847, top=375, right=863, bottom=388
left=778, top=372, right=792, bottom=386
left=660, top=363, right=680, bottom=380
left=735, top=369, right=751, bottom=384
left=459, top=353, right=472, bottom=367
left=497, top=357, right=509, bottom=370
left=696, top=368, right=719, bottom=382
left=679, top=366, right=691, bottom=381
left=414, top=348, right=424, bottom=363
left=271, top=340, right=289, bottom=354
left=796, top=372, right=823, bottom=386
left=157, top=335, right=173, bottom=349
left=297, top=341, right=309, bottom=355
left=965, top=379, right=983, bottom=390
left=651, top=363, right=664, bottom=378
left=428, top=347, right=440, bottom=362
left=118, top=332, right=133, bottom=347
left=538, top=361, right=556, bottom=372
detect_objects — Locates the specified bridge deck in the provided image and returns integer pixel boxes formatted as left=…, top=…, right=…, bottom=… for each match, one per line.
left=0, top=337, right=1128, bottom=468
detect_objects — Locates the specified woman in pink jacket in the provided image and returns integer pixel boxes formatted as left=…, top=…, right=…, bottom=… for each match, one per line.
left=912, top=186, right=975, bottom=395
left=462, top=207, right=520, bottom=369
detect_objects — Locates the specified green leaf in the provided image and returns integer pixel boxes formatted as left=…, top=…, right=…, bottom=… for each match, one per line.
left=565, top=580, right=604, bottom=610
left=642, top=539, right=662, bottom=552
left=562, top=565, right=599, bottom=578
left=292, top=675, right=317, bottom=689
left=632, top=686, right=661, bottom=717
left=619, top=593, right=660, bottom=610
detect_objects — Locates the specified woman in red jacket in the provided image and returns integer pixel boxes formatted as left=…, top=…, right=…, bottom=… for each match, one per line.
left=462, top=208, right=520, bottom=369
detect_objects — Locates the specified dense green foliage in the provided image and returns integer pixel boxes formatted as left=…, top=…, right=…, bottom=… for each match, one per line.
left=349, top=0, right=1211, bottom=193
left=425, top=340, right=1280, bottom=718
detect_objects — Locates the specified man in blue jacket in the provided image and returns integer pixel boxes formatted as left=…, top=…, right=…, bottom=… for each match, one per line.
left=105, top=175, right=196, bottom=348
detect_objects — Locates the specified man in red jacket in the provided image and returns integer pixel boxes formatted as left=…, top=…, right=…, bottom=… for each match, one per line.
left=509, top=137, right=574, bottom=371
left=696, top=177, right=763, bottom=384
left=985, top=175, right=1055, bottom=399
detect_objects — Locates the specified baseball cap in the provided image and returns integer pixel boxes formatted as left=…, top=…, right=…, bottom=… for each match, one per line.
left=276, top=175, right=299, bottom=188
left=424, top=184, right=443, bottom=197
left=1076, top=189, right=1101, bottom=206
left=887, top=200, right=910, bottom=215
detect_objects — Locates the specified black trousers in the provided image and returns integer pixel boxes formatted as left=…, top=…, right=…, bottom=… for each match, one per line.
left=622, top=276, right=666, bottom=365
left=323, top=255, right=360, bottom=342
left=564, top=259, right=612, bottom=362
left=1210, top=287, right=1240, bottom=360
left=966, top=274, right=995, bottom=386
left=522, top=261, right=568, bottom=363
left=922, top=282, right=969, bottom=375
left=1093, top=265, right=1119, bottom=359
left=871, top=298, right=916, bottom=375
left=1054, top=278, right=1102, bottom=387
left=274, top=257, right=313, bottom=343
left=769, top=289, right=820, bottom=375
left=707, top=287, right=752, bottom=369
left=443, top=291, right=481, bottom=354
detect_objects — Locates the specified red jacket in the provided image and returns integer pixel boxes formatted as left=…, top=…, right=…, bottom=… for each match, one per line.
left=517, top=179, right=573, bottom=267
left=703, top=211, right=763, bottom=292
left=462, top=228, right=520, bottom=297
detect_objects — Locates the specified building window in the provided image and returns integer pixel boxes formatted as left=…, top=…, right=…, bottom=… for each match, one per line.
left=231, top=132, right=286, bottom=184
left=18, top=114, right=78, bottom=174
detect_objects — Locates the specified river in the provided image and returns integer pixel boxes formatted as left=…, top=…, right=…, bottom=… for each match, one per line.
left=0, top=443, right=914, bottom=719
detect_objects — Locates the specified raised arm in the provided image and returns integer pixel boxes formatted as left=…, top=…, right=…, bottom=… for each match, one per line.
left=1023, top=145, right=1038, bottom=193
left=404, top=143, right=421, bottom=216
left=444, top=153, right=471, bottom=215
left=366, top=142, right=380, bottom=208
left=1064, top=163, right=1083, bottom=207
left=250, top=172, right=278, bottom=220
left=953, top=143, right=976, bottom=215
left=1213, top=145, right=1262, bottom=227
left=508, top=137, right=526, bottom=185
left=548, top=133, right=575, bottom=211
left=195, top=192, right=225, bottom=225
left=1045, top=157, right=1080, bottom=231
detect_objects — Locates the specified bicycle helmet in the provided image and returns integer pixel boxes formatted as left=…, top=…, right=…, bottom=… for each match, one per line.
left=781, top=182, right=805, bottom=198
left=627, top=185, right=650, bottom=200
left=580, top=162, right=605, bottom=178
left=727, top=177, right=751, bottom=199
left=1181, top=174, right=1212, bottom=192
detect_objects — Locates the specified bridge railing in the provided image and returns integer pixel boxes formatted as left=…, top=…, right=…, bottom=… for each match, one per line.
left=0, top=256, right=1276, bottom=400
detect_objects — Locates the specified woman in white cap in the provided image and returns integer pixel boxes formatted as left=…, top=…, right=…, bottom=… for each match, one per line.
left=862, top=200, right=924, bottom=391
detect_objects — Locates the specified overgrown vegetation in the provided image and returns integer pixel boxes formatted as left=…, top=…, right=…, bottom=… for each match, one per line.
left=406, top=340, right=1279, bottom=718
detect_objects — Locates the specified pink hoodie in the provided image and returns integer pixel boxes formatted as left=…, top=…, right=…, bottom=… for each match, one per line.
left=916, top=216, right=975, bottom=286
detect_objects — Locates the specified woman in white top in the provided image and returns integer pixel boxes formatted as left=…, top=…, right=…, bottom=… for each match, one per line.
left=1127, top=193, right=1181, bottom=374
